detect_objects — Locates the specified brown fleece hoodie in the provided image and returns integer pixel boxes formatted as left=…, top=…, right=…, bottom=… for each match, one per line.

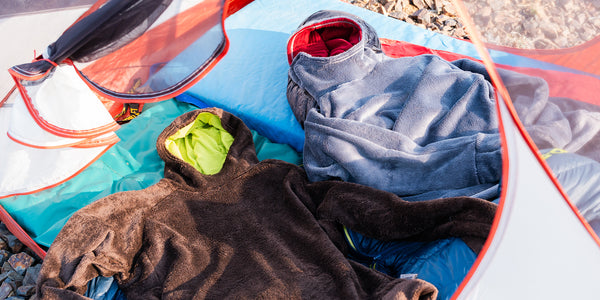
left=35, top=108, right=496, bottom=299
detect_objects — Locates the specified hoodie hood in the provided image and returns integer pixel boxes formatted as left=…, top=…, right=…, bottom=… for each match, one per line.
left=287, top=9, right=381, bottom=64
left=156, top=107, right=259, bottom=187
left=286, top=10, right=384, bottom=128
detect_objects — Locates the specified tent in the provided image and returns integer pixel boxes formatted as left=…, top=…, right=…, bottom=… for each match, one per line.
left=449, top=1, right=600, bottom=298
left=1, top=0, right=599, bottom=299
left=0, top=0, right=236, bottom=259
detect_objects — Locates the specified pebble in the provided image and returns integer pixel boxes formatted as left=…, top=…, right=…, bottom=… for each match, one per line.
left=0, top=224, right=41, bottom=300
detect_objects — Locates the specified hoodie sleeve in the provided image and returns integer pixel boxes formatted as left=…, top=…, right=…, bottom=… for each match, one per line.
left=35, top=182, right=171, bottom=299
left=310, top=181, right=497, bottom=253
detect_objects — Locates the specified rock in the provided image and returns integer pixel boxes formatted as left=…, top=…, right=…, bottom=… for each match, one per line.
left=478, top=6, right=492, bottom=26
left=404, top=17, right=417, bottom=25
left=411, top=0, right=427, bottom=9
left=534, top=38, right=557, bottom=49
left=2, top=237, right=22, bottom=255
left=358, top=0, right=597, bottom=50
left=523, top=22, right=539, bottom=37
left=555, top=36, right=569, bottom=47
left=0, top=227, right=41, bottom=299
left=22, top=265, right=41, bottom=287
left=403, top=3, right=419, bottom=15
left=444, top=18, right=457, bottom=27
left=0, top=251, right=10, bottom=268
left=435, top=13, right=449, bottom=23
left=399, top=0, right=411, bottom=10
left=383, top=1, right=396, bottom=13
left=1, top=263, right=12, bottom=274
left=7, top=254, right=34, bottom=276
left=389, top=10, right=409, bottom=20
left=411, top=8, right=432, bottom=24
left=423, top=0, right=435, bottom=10
left=540, top=23, right=558, bottom=39
left=5, top=272, right=22, bottom=287
left=581, top=28, right=596, bottom=44
left=15, top=285, right=34, bottom=298
left=0, top=226, right=10, bottom=238
left=453, top=26, right=468, bottom=39
left=0, top=241, right=8, bottom=252
left=426, top=22, right=440, bottom=31
left=440, top=0, right=457, bottom=16
left=433, top=0, right=443, bottom=13
left=0, top=281, right=14, bottom=300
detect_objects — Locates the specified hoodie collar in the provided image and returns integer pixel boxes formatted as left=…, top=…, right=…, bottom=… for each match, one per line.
left=156, top=108, right=259, bottom=188
left=287, top=10, right=385, bottom=98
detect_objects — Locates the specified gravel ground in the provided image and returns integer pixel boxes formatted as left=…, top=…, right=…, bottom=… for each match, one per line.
left=346, top=0, right=470, bottom=40
left=350, top=0, right=600, bottom=49
left=0, top=224, right=41, bottom=299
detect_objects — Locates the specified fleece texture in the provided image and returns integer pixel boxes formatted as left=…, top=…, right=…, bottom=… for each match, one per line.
left=287, top=10, right=502, bottom=201
left=35, top=108, right=496, bottom=299
left=287, top=10, right=600, bottom=203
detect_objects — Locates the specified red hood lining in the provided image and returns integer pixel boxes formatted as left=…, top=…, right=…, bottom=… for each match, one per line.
left=288, top=18, right=362, bottom=64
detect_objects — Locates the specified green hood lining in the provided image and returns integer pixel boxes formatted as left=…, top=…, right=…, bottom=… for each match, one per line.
left=165, top=112, right=234, bottom=175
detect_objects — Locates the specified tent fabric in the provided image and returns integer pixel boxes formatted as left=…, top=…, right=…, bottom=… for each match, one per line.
left=488, top=41, right=600, bottom=77
left=76, top=0, right=228, bottom=102
left=452, top=98, right=600, bottom=300
left=447, top=1, right=600, bottom=298
left=2, top=0, right=600, bottom=299
left=0, top=99, right=196, bottom=249
left=181, top=0, right=587, bottom=153
left=1, top=0, right=233, bottom=197
left=9, top=0, right=172, bottom=78
left=542, top=148, right=600, bottom=236
left=49, top=0, right=172, bottom=63
left=0, top=4, right=90, bottom=99
left=0, top=99, right=301, bottom=249
left=7, top=0, right=230, bottom=116
left=379, top=39, right=600, bottom=163
left=456, top=0, right=600, bottom=76
left=0, top=0, right=95, bottom=18
left=0, top=0, right=231, bottom=258
left=1, top=63, right=119, bottom=200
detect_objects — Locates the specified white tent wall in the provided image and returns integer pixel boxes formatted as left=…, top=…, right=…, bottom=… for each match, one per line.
left=454, top=97, right=600, bottom=299
left=0, top=0, right=95, bottom=18
left=0, top=4, right=93, bottom=98
left=450, top=0, right=600, bottom=298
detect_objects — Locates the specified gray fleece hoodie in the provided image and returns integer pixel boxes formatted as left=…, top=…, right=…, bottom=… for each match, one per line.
left=287, top=10, right=501, bottom=201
